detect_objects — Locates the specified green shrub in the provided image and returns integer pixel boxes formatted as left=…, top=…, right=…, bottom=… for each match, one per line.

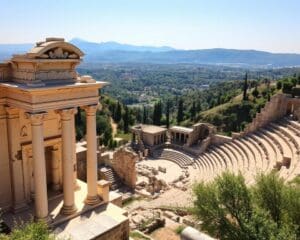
left=0, top=220, right=54, bottom=240
left=282, top=81, right=294, bottom=94
left=192, top=172, right=299, bottom=239
left=175, top=225, right=185, bottom=234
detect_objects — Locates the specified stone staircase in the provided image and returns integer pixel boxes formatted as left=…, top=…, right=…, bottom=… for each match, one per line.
left=152, top=148, right=194, bottom=169
left=99, top=166, right=123, bottom=190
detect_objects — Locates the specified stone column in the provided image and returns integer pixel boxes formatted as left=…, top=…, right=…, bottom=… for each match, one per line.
left=58, top=108, right=77, bottom=215
left=29, top=156, right=35, bottom=199
left=6, top=107, right=28, bottom=213
left=51, top=145, right=60, bottom=191
left=71, top=112, right=79, bottom=190
left=83, top=105, right=100, bottom=205
left=27, top=112, right=49, bottom=221
left=0, top=106, right=13, bottom=209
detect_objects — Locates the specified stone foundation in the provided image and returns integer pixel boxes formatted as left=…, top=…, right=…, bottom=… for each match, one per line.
left=96, top=219, right=129, bottom=240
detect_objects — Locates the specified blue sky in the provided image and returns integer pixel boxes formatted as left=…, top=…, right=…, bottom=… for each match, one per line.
left=1, top=0, right=300, bottom=53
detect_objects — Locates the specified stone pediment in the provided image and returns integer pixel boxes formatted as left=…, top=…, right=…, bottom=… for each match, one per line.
left=25, top=38, right=84, bottom=60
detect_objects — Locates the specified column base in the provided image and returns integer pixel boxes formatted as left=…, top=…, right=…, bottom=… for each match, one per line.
left=61, top=204, right=77, bottom=215
left=34, top=215, right=52, bottom=224
left=85, top=195, right=101, bottom=205
left=11, top=201, right=29, bottom=214
left=30, top=192, right=35, bottom=200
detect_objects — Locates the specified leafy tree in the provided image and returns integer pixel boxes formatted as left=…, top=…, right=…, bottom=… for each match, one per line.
left=243, top=73, right=248, bottom=101
left=252, top=87, right=259, bottom=98
left=193, top=172, right=299, bottom=240
left=282, top=81, right=294, bottom=94
left=177, top=98, right=184, bottom=124
left=276, top=81, right=282, bottom=90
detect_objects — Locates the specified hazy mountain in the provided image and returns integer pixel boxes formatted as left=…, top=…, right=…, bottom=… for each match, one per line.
left=1, top=39, right=300, bottom=67
left=70, top=38, right=174, bottom=53
left=0, top=43, right=33, bottom=61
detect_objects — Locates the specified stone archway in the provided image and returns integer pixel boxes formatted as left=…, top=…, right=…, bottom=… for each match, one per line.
left=198, top=125, right=210, bottom=140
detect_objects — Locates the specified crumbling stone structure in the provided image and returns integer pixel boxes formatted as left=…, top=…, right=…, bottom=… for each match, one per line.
left=112, top=147, right=138, bottom=189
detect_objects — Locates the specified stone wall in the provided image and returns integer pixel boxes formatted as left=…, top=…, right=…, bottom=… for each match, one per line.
left=0, top=63, right=10, bottom=82
left=244, top=94, right=288, bottom=134
left=211, top=134, right=232, bottom=145
left=112, top=147, right=138, bottom=189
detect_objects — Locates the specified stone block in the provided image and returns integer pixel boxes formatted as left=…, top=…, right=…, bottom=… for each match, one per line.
left=97, top=179, right=110, bottom=202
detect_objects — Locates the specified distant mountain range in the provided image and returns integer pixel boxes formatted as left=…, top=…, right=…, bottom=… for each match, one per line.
left=1, top=38, right=300, bottom=67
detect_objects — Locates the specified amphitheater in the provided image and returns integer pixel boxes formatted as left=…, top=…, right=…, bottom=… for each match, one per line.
left=132, top=93, right=300, bottom=185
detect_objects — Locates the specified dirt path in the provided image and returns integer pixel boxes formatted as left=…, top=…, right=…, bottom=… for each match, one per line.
left=110, top=118, right=117, bottom=137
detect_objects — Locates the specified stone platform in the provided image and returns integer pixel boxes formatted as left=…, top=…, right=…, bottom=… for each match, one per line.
left=3, top=180, right=123, bottom=229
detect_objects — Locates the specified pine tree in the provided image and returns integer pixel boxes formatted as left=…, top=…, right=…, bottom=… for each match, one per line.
left=243, top=73, right=248, bottom=101
left=177, top=98, right=184, bottom=124
left=166, top=100, right=170, bottom=128
left=123, top=105, right=129, bottom=133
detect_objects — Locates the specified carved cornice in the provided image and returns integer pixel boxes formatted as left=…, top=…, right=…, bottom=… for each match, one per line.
left=5, top=106, right=19, bottom=119
left=56, top=108, right=77, bottom=121
left=82, top=104, right=98, bottom=116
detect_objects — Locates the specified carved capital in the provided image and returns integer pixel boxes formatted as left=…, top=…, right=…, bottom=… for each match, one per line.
left=26, top=112, right=47, bottom=126
left=57, top=108, right=77, bottom=121
left=5, top=106, right=19, bottom=119
left=82, top=104, right=98, bottom=116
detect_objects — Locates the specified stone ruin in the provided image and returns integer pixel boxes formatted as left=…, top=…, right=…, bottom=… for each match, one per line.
left=136, top=164, right=169, bottom=197
left=112, top=147, right=138, bottom=189
left=135, top=163, right=191, bottom=197
left=129, top=208, right=165, bottom=233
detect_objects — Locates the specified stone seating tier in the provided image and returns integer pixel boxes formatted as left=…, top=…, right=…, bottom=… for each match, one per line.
left=193, top=119, right=300, bottom=184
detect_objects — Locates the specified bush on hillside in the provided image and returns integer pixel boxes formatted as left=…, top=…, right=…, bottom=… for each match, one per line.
left=193, top=172, right=300, bottom=240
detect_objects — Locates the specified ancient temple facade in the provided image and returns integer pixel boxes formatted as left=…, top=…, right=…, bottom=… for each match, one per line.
left=0, top=38, right=129, bottom=239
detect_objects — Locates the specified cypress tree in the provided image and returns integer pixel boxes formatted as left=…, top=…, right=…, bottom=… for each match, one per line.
left=157, top=100, right=162, bottom=125
left=143, top=105, right=147, bottom=124
left=243, top=72, right=248, bottom=101
left=153, top=101, right=162, bottom=125
left=123, top=105, right=129, bottom=133
left=190, top=101, right=196, bottom=121
left=166, top=100, right=170, bottom=128
left=177, top=98, right=184, bottom=124
left=115, top=101, right=122, bottom=122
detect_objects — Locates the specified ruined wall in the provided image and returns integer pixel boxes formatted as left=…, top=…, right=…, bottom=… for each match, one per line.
left=244, top=94, right=289, bottom=134
left=0, top=63, right=11, bottom=82
left=112, top=148, right=138, bottom=189
left=211, top=134, right=232, bottom=145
